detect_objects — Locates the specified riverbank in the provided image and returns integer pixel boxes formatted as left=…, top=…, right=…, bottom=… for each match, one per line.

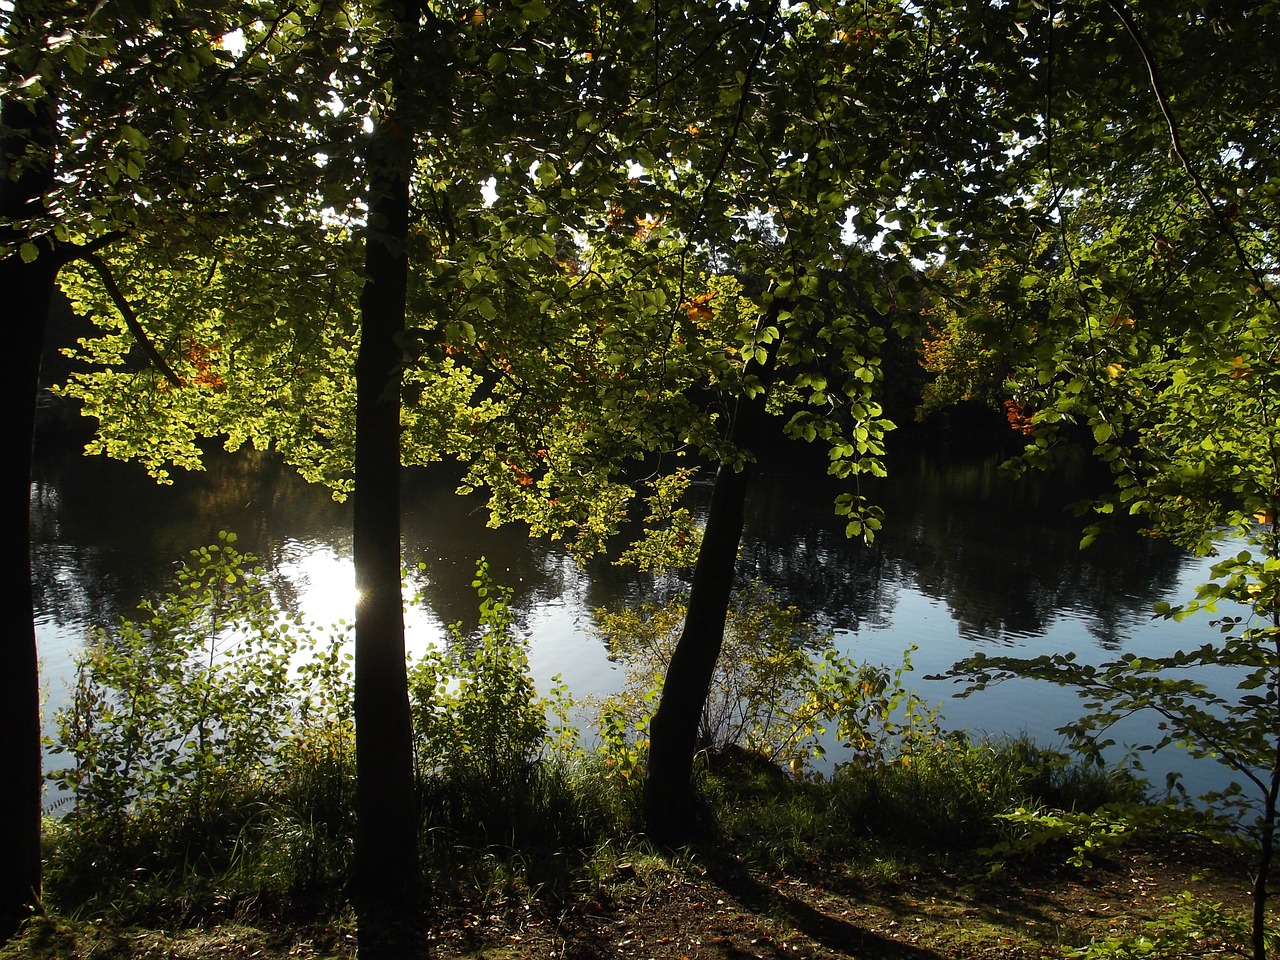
left=20, top=532, right=1271, bottom=959
left=4, top=829, right=1260, bottom=959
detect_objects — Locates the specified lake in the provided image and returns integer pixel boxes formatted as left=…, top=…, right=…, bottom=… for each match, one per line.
left=30, top=432, right=1245, bottom=803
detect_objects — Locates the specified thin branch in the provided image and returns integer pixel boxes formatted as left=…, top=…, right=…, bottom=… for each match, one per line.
left=1103, top=0, right=1280, bottom=330
left=205, top=1, right=307, bottom=100
left=79, top=252, right=183, bottom=387
left=687, top=0, right=780, bottom=243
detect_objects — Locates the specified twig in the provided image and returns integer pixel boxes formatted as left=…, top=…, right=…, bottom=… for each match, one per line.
left=1103, top=0, right=1280, bottom=334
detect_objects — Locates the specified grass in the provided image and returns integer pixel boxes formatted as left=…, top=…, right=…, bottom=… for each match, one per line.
left=11, top=735, right=1268, bottom=960
left=34, top=732, right=1151, bottom=932
left=698, top=734, right=1148, bottom=874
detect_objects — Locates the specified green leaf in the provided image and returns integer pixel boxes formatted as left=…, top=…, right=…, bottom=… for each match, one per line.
left=119, top=124, right=150, bottom=150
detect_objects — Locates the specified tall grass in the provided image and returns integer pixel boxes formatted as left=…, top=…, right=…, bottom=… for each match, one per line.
left=42, top=724, right=1152, bottom=926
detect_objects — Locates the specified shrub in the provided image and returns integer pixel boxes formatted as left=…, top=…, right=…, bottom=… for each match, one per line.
left=594, top=582, right=942, bottom=774
left=46, top=533, right=355, bottom=916
left=409, top=560, right=590, bottom=853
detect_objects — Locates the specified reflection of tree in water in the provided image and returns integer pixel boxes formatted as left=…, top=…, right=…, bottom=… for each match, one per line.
left=31, top=438, right=1196, bottom=665
left=741, top=471, right=898, bottom=635
left=739, top=446, right=1191, bottom=651
left=31, top=451, right=203, bottom=630
left=30, top=446, right=613, bottom=658
left=892, top=451, right=1190, bottom=650
left=29, top=446, right=351, bottom=629
left=400, top=470, right=578, bottom=641
left=1055, top=533, right=1193, bottom=651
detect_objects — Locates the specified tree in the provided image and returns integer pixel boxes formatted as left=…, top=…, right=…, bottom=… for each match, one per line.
left=586, top=0, right=1044, bottom=841
left=643, top=331, right=777, bottom=838
left=58, top=0, right=807, bottom=854
left=385, top=0, right=1058, bottom=842
left=927, top=3, right=1280, bottom=956
left=0, top=7, right=56, bottom=930
left=42, top=0, right=1054, bottom=865
left=349, top=1, right=421, bottom=949
left=47, top=3, right=708, bottom=952
left=1, top=0, right=301, bottom=936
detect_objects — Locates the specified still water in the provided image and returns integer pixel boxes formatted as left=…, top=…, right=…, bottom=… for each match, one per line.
left=30, top=437, right=1245, bottom=801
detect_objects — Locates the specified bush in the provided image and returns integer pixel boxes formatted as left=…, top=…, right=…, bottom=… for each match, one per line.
left=46, top=547, right=605, bottom=918
left=46, top=533, right=355, bottom=918
left=595, top=582, right=942, bottom=775
left=702, top=733, right=1149, bottom=870
left=409, top=560, right=601, bottom=857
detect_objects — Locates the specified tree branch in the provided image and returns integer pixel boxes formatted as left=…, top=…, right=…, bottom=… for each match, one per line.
left=74, top=230, right=129, bottom=258
left=1103, top=0, right=1280, bottom=327
left=79, top=252, right=183, bottom=387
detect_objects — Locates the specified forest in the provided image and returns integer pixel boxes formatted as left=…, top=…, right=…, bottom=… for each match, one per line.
left=3, top=1, right=1279, bottom=957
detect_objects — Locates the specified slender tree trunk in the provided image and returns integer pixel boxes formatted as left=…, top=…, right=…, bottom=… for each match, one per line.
left=350, top=8, right=422, bottom=955
left=1254, top=613, right=1280, bottom=960
left=0, top=20, right=59, bottom=938
left=1254, top=743, right=1278, bottom=960
left=644, top=366, right=773, bottom=845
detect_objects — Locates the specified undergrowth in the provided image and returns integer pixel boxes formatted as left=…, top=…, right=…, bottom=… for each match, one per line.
left=29, top=537, right=1249, bottom=956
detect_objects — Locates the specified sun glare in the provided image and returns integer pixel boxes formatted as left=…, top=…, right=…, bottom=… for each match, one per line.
left=280, top=542, right=358, bottom=625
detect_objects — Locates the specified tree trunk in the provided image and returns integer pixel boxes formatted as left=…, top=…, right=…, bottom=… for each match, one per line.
left=1253, top=614, right=1280, bottom=960
left=350, top=9, right=423, bottom=955
left=644, top=370, right=773, bottom=845
left=0, top=249, right=56, bottom=945
left=0, top=19, right=59, bottom=938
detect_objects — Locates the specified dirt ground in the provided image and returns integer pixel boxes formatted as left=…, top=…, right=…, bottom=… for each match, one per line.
left=10, top=833, right=1264, bottom=959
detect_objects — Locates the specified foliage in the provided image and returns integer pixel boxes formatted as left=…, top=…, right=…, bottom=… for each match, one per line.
left=1073, top=891, right=1276, bottom=960
left=808, top=645, right=944, bottom=769
left=824, top=736, right=1137, bottom=858
left=410, top=559, right=578, bottom=776
left=1, top=0, right=314, bottom=258
left=56, top=228, right=368, bottom=491
left=593, top=697, right=655, bottom=802
left=702, top=732, right=1146, bottom=870
left=408, top=559, right=592, bottom=853
left=21, top=0, right=1280, bottom=943
left=409, top=562, right=548, bottom=780
left=612, top=469, right=705, bottom=574
left=51, top=531, right=348, bottom=827
left=916, top=253, right=1038, bottom=423
left=595, top=583, right=942, bottom=772
left=986, top=803, right=1157, bottom=873
left=944, top=535, right=1280, bottom=958
left=25, top=0, right=1060, bottom=870
left=912, top=6, right=1280, bottom=957
left=46, top=533, right=356, bottom=915
left=40, top=537, right=1176, bottom=929
left=42, top=0, right=1043, bottom=551
left=597, top=585, right=814, bottom=768
left=45, top=545, right=611, bottom=918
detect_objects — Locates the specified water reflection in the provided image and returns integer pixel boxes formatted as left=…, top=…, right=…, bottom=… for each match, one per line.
left=743, top=447, right=1192, bottom=652
left=32, top=439, right=1220, bottom=795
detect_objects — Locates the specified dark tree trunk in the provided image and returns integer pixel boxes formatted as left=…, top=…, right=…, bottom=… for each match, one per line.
left=350, top=10, right=423, bottom=956
left=1254, top=614, right=1280, bottom=960
left=0, top=251, right=56, bottom=945
left=0, top=20, right=59, bottom=938
left=643, top=368, right=773, bottom=845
